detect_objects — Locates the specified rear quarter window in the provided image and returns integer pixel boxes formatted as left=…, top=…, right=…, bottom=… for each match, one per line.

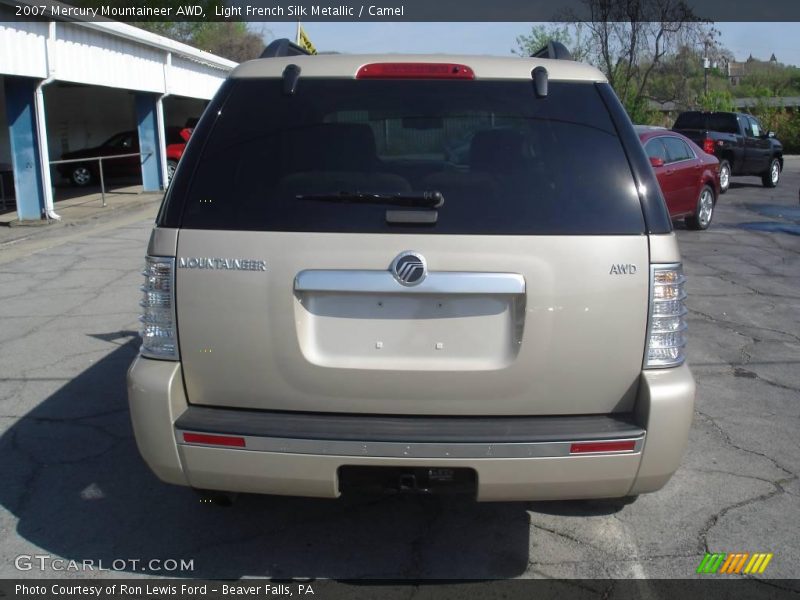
left=171, top=79, right=645, bottom=235
left=707, top=113, right=739, bottom=134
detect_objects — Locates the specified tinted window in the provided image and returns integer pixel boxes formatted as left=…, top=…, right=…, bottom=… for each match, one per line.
left=707, top=113, right=739, bottom=134
left=644, top=138, right=668, bottom=161
left=674, top=112, right=705, bottom=129
left=176, top=79, right=644, bottom=235
left=662, top=136, right=694, bottom=162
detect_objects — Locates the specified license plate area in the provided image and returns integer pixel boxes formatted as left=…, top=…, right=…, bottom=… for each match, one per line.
left=295, top=292, right=524, bottom=371
left=338, top=466, right=478, bottom=496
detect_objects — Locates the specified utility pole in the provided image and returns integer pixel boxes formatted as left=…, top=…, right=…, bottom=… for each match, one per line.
left=703, top=40, right=710, bottom=96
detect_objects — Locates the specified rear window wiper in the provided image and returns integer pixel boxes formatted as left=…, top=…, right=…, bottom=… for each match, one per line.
left=296, top=190, right=444, bottom=208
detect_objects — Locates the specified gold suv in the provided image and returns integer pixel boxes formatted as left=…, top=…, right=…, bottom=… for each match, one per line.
left=127, top=40, right=695, bottom=501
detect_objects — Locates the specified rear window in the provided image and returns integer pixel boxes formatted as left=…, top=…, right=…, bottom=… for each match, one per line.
left=675, top=112, right=739, bottom=134
left=674, top=112, right=705, bottom=130
left=176, top=79, right=644, bottom=235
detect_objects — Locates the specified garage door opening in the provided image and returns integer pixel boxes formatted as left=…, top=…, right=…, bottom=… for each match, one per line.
left=44, top=83, right=144, bottom=202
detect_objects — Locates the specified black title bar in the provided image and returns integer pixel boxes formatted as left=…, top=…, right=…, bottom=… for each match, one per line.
left=2, top=0, right=800, bottom=21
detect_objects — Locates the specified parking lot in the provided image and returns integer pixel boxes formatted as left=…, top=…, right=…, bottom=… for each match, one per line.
left=0, top=161, right=798, bottom=582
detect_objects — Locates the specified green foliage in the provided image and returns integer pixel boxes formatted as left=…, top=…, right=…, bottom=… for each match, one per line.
left=697, top=90, right=735, bottom=111
left=133, top=22, right=198, bottom=43
left=773, top=112, right=800, bottom=153
left=624, top=96, right=660, bottom=125
left=135, top=21, right=264, bottom=62
left=512, top=24, right=589, bottom=62
left=735, top=61, right=800, bottom=97
left=513, top=24, right=568, bottom=56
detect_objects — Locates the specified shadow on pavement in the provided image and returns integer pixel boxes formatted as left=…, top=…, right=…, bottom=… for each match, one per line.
left=728, top=181, right=767, bottom=190
left=0, top=335, right=580, bottom=579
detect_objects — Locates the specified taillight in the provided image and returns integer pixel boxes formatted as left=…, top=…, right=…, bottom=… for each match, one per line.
left=356, top=63, right=475, bottom=80
left=139, top=256, right=179, bottom=360
left=645, top=264, right=687, bottom=368
left=702, top=139, right=715, bottom=154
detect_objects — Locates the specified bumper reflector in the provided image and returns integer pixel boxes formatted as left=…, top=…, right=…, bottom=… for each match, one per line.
left=182, top=433, right=246, bottom=448
left=569, top=440, right=637, bottom=454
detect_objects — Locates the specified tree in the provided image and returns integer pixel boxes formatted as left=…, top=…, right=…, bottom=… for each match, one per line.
left=516, top=0, right=718, bottom=119
left=513, top=24, right=590, bottom=62
left=192, top=23, right=265, bottom=62
left=697, top=89, right=735, bottom=111
left=736, top=60, right=800, bottom=98
left=646, top=43, right=732, bottom=110
left=578, top=2, right=714, bottom=116
left=135, top=22, right=265, bottom=62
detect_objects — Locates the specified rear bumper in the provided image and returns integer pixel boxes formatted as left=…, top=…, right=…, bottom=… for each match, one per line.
left=127, top=357, right=694, bottom=501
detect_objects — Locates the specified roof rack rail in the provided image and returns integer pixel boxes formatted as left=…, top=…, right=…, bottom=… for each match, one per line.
left=531, top=40, right=573, bottom=61
left=261, top=38, right=312, bottom=59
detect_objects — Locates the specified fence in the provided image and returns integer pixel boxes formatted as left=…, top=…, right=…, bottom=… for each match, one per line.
left=49, top=152, right=153, bottom=207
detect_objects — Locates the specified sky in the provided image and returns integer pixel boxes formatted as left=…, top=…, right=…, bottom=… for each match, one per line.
left=251, top=22, right=800, bottom=67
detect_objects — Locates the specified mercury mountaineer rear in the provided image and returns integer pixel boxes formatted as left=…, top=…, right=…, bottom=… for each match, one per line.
left=127, top=41, right=695, bottom=502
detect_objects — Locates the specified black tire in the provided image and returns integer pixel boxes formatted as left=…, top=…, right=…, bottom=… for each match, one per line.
left=718, top=159, right=731, bottom=194
left=686, top=184, right=715, bottom=231
left=761, top=158, right=780, bottom=188
left=70, top=165, right=93, bottom=187
left=166, top=159, right=178, bottom=185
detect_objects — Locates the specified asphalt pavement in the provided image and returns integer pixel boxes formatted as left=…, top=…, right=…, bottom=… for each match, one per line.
left=0, top=163, right=798, bottom=583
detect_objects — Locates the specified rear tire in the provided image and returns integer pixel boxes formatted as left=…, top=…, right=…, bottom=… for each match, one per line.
left=686, top=184, right=715, bottom=231
left=166, top=159, right=178, bottom=185
left=718, top=160, right=730, bottom=194
left=762, top=158, right=780, bottom=188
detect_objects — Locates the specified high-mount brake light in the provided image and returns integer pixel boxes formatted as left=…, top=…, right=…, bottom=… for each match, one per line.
left=356, top=63, right=475, bottom=80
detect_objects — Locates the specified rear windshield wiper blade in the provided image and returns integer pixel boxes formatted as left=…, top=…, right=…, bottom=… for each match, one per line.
left=296, top=190, right=444, bottom=208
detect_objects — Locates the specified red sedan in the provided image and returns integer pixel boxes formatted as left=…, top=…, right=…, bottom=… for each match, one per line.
left=636, top=126, right=721, bottom=230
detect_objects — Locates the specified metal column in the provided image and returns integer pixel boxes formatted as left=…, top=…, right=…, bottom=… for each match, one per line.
left=3, top=76, right=45, bottom=221
left=135, top=93, right=163, bottom=192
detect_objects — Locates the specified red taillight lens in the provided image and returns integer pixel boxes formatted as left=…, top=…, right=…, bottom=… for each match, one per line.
left=356, top=63, right=475, bottom=80
left=703, top=139, right=715, bottom=154
left=182, top=433, right=246, bottom=448
left=569, top=441, right=637, bottom=454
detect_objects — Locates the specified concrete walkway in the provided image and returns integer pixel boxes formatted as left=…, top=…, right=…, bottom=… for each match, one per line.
left=0, top=185, right=163, bottom=247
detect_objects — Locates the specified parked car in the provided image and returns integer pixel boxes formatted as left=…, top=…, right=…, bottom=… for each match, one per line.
left=58, top=127, right=191, bottom=187
left=636, top=126, right=721, bottom=230
left=673, top=111, right=783, bottom=193
left=127, top=41, right=695, bottom=503
left=165, top=127, right=192, bottom=182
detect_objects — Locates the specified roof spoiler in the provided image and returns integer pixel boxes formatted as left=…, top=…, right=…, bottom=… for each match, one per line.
left=531, top=40, right=573, bottom=61
left=261, top=38, right=312, bottom=59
